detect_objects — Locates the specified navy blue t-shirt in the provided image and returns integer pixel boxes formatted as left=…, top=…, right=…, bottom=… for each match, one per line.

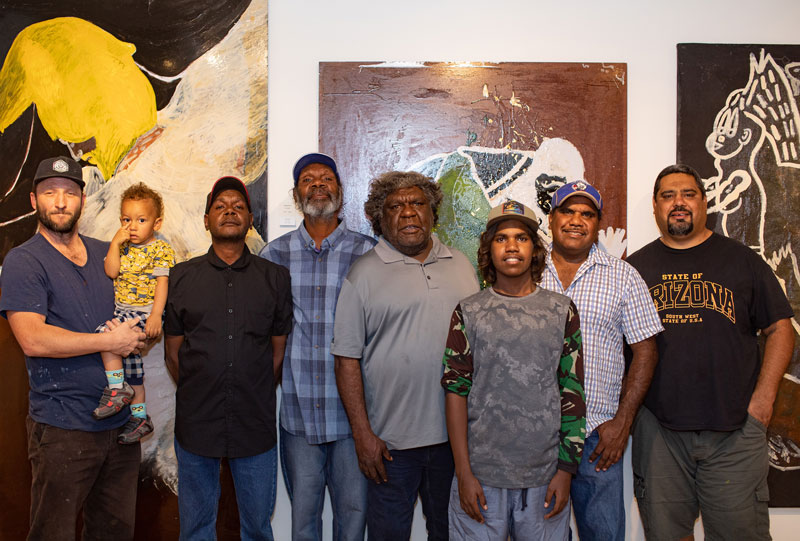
left=0, top=233, right=122, bottom=431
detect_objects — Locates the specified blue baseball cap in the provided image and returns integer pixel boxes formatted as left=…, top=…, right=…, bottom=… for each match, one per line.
left=292, top=153, right=340, bottom=186
left=550, top=180, right=603, bottom=212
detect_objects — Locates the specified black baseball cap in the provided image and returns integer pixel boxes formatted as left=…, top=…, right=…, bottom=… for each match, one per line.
left=33, top=156, right=85, bottom=190
left=205, top=176, right=252, bottom=213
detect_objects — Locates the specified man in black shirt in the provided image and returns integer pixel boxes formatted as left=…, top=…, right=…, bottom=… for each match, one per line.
left=164, top=177, right=292, bottom=540
left=627, top=164, right=794, bottom=541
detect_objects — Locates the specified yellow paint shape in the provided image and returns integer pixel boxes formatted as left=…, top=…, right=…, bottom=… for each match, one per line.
left=0, top=17, right=156, bottom=180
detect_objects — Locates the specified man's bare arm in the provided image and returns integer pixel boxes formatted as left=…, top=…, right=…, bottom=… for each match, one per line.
left=748, top=318, right=795, bottom=426
left=334, top=355, right=391, bottom=483
left=7, top=311, right=145, bottom=358
left=271, top=335, right=287, bottom=386
left=164, top=334, right=184, bottom=383
left=590, top=336, right=658, bottom=470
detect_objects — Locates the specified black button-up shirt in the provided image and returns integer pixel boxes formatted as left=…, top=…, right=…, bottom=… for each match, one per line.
left=165, top=246, right=292, bottom=457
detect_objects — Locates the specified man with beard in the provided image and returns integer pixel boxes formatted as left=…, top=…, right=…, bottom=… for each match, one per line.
left=260, top=153, right=375, bottom=540
left=0, top=156, right=146, bottom=539
left=627, top=164, right=794, bottom=540
left=539, top=181, right=662, bottom=540
left=164, top=177, right=293, bottom=539
left=332, top=171, right=479, bottom=540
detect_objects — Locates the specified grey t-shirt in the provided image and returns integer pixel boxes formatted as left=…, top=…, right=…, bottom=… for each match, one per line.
left=459, top=287, right=573, bottom=488
left=331, top=235, right=480, bottom=450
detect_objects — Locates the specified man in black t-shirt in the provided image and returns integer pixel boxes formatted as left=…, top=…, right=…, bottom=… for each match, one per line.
left=627, top=164, right=794, bottom=541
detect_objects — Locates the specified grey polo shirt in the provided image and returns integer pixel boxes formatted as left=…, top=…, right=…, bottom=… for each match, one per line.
left=332, top=235, right=480, bottom=450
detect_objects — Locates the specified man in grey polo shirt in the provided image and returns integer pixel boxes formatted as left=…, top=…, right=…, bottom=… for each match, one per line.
left=332, top=171, right=479, bottom=541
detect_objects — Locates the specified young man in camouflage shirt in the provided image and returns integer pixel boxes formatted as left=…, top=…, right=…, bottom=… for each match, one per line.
left=442, top=200, right=586, bottom=540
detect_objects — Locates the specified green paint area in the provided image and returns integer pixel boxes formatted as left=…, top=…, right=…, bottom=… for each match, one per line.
left=433, top=153, right=491, bottom=275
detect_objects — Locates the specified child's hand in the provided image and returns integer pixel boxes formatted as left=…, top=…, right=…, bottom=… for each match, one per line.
left=145, top=314, right=163, bottom=340
left=543, top=469, right=572, bottom=519
left=457, top=471, right=487, bottom=523
left=111, top=225, right=131, bottom=246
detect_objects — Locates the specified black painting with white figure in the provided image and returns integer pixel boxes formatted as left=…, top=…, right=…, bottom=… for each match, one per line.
left=678, top=43, right=800, bottom=506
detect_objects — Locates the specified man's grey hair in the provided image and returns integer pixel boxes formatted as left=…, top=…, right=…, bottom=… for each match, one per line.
left=364, top=171, right=443, bottom=236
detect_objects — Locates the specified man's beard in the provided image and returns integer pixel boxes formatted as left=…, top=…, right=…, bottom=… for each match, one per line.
left=668, top=221, right=693, bottom=236
left=299, top=188, right=342, bottom=218
left=667, top=207, right=693, bottom=236
left=37, top=206, right=81, bottom=234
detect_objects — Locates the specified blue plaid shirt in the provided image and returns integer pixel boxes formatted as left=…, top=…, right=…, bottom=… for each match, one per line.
left=260, top=221, right=376, bottom=443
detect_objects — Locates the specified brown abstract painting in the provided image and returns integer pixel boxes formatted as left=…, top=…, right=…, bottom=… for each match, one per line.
left=677, top=43, right=800, bottom=506
left=319, top=61, right=628, bottom=269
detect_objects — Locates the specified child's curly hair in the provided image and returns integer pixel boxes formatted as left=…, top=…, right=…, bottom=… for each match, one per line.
left=121, top=183, right=164, bottom=217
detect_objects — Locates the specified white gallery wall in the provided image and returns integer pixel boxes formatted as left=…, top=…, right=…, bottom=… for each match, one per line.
left=266, top=0, right=799, bottom=538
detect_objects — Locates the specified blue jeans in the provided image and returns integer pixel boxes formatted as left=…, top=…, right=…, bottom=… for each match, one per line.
left=570, top=430, right=625, bottom=541
left=175, top=439, right=277, bottom=541
left=280, top=426, right=367, bottom=540
left=366, top=442, right=453, bottom=541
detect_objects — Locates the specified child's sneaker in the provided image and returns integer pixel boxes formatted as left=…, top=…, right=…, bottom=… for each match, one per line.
left=118, top=415, right=154, bottom=444
left=92, top=382, right=134, bottom=419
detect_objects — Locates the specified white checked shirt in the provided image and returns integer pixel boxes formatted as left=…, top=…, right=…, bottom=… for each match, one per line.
left=540, top=243, right=663, bottom=433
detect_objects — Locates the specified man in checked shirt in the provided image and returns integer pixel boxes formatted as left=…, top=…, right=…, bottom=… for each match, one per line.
left=539, top=180, right=663, bottom=541
left=260, top=153, right=376, bottom=540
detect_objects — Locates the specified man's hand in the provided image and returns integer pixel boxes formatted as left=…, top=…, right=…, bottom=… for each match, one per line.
left=543, top=469, right=571, bottom=519
left=747, top=318, right=794, bottom=428
left=590, top=415, right=631, bottom=471
left=457, top=470, right=487, bottom=523
left=747, top=396, right=773, bottom=428
left=353, top=430, right=392, bottom=484
left=105, top=317, right=146, bottom=356
left=144, top=314, right=163, bottom=340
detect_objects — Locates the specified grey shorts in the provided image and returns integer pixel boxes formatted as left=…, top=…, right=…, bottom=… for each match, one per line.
left=631, top=406, right=770, bottom=541
left=448, top=477, right=570, bottom=541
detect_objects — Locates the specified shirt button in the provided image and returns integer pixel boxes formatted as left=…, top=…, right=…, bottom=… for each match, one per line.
left=228, top=309, right=233, bottom=313
left=316, top=286, right=321, bottom=291
left=228, top=362, right=233, bottom=367
left=228, top=282, right=233, bottom=287
left=314, top=344, right=319, bottom=349
left=315, top=403, right=320, bottom=408
left=315, top=315, right=319, bottom=320
left=228, top=335, right=233, bottom=339
left=427, top=275, right=431, bottom=280
left=315, top=375, right=319, bottom=380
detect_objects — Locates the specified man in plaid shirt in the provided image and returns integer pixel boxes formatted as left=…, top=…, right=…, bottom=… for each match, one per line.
left=539, top=180, right=663, bottom=541
left=260, top=153, right=376, bottom=540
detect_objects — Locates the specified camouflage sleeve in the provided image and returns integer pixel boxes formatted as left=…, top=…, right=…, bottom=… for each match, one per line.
left=441, top=304, right=473, bottom=396
left=557, top=300, right=586, bottom=474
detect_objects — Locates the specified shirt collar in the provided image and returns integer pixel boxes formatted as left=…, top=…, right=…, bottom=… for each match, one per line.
left=205, top=244, right=252, bottom=269
left=374, top=234, right=452, bottom=264
left=546, top=242, right=609, bottom=267
left=544, top=243, right=611, bottom=288
left=298, top=219, right=347, bottom=252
